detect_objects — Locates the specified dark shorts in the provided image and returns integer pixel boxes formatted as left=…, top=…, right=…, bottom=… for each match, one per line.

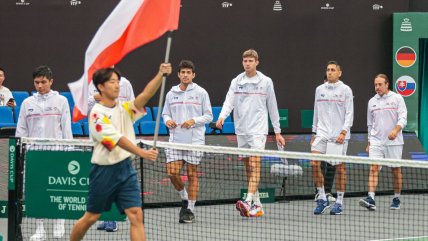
left=87, top=158, right=141, bottom=214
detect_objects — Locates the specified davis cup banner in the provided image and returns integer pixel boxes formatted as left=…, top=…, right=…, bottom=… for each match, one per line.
left=25, top=151, right=125, bottom=220
left=393, top=13, right=428, bottom=132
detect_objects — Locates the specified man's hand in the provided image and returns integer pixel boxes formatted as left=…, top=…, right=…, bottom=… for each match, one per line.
left=366, top=142, right=370, bottom=152
left=310, top=135, right=316, bottom=145
left=388, top=130, right=398, bottom=140
left=215, top=118, right=224, bottom=129
left=181, top=119, right=195, bottom=129
left=336, top=132, right=346, bottom=144
left=166, top=120, right=177, bottom=129
left=6, top=100, right=15, bottom=108
left=141, top=149, right=159, bottom=161
left=275, top=133, right=285, bottom=147
left=159, top=63, right=172, bottom=76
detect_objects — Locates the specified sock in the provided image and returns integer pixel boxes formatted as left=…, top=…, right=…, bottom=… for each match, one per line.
left=254, top=190, right=262, bottom=206
left=179, top=188, right=188, bottom=200
left=394, top=193, right=401, bottom=198
left=336, top=192, right=344, bottom=205
left=188, top=200, right=196, bottom=212
left=245, top=193, right=254, bottom=203
left=317, top=186, right=326, bottom=201
left=368, top=192, right=375, bottom=200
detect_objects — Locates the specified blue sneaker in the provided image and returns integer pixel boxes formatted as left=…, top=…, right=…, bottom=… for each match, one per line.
left=330, top=203, right=343, bottom=215
left=105, top=221, right=118, bottom=232
left=359, top=196, right=376, bottom=211
left=96, top=221, right=106, bottom=230
left=314, top=199, right=330, bottom=215
left=390, top=197, right=401, bottom=210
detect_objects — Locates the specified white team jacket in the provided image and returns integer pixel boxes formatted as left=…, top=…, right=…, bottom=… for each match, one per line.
left=367, top=91, right=407, bottom=146
left=16, top=90, right=72, bottom=139
left=219, top=71, right=281, bottom=135
left=312, top=80, right=354, bottom=140
left=162, top=83, right=213, bottom=144
left=87, top=76, right=135, bottom=114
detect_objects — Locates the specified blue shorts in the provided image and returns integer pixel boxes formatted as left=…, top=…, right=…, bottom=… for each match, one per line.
left=87, top=158, right=141, bottom=214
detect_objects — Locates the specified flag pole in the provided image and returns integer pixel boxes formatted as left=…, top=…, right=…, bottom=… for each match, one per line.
left=153, top=31, right=173, bottom=148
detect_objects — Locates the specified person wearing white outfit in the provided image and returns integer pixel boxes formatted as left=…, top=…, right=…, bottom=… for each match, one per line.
left=16, top=66, right=72, bottom=241
left=88, top=74, right=135, bottom=114
left=216, top=49, right=285, bottom=218
left=162, top=60, right=213, bottom=223
left=359, top=74, right=407, bottom=211
left=0, top=67, right=16, bottom=107
left=311, top=61, right=354, bottom=215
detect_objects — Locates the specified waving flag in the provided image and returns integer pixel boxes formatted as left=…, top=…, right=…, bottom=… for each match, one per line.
left=68, top=0, right=181, bottom=122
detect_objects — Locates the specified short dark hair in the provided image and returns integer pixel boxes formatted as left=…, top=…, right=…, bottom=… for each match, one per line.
left=33, top=65, right=53, bottom=80
left=92, top=68, right=122, bottom=93
left=178, top=60, right=195, bottom=72
left=375, top=73, right=389, bottom=84
left=327, top=60, right=342, bottom=71
left=0, top=67, right=5, bottom=74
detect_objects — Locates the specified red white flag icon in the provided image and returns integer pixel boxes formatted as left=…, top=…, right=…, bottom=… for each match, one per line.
left=68, top=0, right=180, bottom=122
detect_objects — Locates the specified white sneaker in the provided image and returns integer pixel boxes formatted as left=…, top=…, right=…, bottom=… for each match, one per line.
left=53, top=219, right=65, bottom=238
left=314, top=193, right=336, bottom=203
left=30, top=228, right=46, bottom=241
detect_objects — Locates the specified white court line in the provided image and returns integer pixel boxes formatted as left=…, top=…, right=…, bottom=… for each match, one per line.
left=371, top=236, right=428, bottom=241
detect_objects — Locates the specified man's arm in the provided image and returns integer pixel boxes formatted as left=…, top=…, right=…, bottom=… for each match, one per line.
left=15, top=102, right=28, bottom=137
left=216, top=80, right=236, bottom=129
left=266, top=80, right=285, bottom=146
left=389, top=96, right=407, bottom=140
left=162, top=92, right=177, bottom=129
left=117, top=136, right=158, bottom=161
left=61, top=99, right=73, bottom=139
left=134, top=63, right=171, bottom=111
left=185, top=90, right=213, bottom=128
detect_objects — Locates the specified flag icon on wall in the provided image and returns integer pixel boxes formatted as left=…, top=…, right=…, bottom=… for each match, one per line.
left=395, top=46, right=416, bottom=68
left=395, top=75, right=416, bottom=97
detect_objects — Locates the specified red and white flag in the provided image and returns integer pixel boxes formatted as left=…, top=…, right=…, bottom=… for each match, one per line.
left=68, top=0, right=181, bottom=122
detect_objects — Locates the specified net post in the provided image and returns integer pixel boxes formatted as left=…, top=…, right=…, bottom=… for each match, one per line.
left=139, top=142, right=145, bottom=224
left=7, top=137, right=23, bottom=241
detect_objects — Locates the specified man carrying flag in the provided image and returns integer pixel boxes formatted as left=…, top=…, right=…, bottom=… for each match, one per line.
left=69, top=63, right=172, bottom=241
left=67, top=0, right=181, bottom=240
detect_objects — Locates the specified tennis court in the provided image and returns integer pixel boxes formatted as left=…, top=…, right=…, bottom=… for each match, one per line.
left=3, top=134, right=428, bottom=240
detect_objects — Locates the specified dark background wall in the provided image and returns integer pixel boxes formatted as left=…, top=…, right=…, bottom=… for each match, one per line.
left=0, top=0, right=420, bottom=133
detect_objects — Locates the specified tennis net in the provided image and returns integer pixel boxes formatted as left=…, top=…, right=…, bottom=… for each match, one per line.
left=8, top=137, right=428, bottom=241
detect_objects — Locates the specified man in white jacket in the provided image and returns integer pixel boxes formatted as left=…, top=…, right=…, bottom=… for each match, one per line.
left=216, top=49, right=285, bottom=217
left=312, top=61, right=354, bottom=215
left=16, top=65, right=72, bottom=241
left=162, top=60, right=213, bottom=223
left=359, top=74, right=407, bottom=211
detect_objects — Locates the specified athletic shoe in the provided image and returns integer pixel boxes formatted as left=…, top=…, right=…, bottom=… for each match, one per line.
left=390, top=197, right=401, bottom=210
left=105, top=221, right=118, bottom=232
left=330, top=203, right=343, bottom=215
left=249, top=204, right=264, bottom=217
left=359, top=196, right=376, bottom=211
left=236, top=200, right=251, bottom=217
left=314, top=193, right=336, bottom=203
left=179, top=209, right=195, bottom=223
left=97, top=222, right=106, bottom=230
left=29, top=228, right=46, bottom=241
left=53, top=219, right=65, bottom=238
left=313, top=199, right=330, bottom=215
